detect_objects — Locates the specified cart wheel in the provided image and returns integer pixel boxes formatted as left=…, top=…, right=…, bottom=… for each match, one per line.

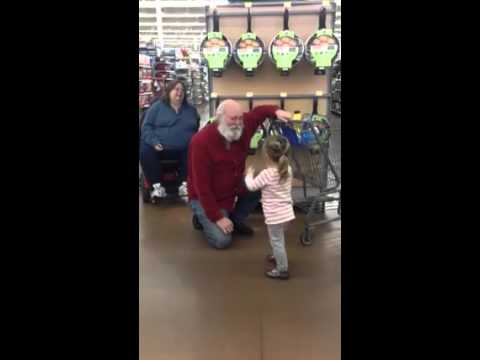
left=300, top=229, right=312, bottom=246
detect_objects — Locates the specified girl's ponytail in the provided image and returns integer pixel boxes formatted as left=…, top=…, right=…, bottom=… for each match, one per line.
left=278, top=153, right=290, bottom=183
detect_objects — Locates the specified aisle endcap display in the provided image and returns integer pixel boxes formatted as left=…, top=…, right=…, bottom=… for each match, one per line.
left=205, top=7, right=335, bottom=75
left=207, top=1, right=336, bottom=117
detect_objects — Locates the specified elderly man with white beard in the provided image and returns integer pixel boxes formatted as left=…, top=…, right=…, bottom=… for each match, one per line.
left=187, top=99, right=292, bottom=249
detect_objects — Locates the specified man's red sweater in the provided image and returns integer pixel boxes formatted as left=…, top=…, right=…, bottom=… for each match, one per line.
left=187, top=105, right=279, bottom=223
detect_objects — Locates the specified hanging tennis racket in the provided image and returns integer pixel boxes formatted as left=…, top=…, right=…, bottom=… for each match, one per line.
left=233, top=7, right=266, bottom=76
left=200, top=9, right=233, bottom=77
left=304, top=7, right=340, bottom=75
left=268, top=7, right=304, bottom=76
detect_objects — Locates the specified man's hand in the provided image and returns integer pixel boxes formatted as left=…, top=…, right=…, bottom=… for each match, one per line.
left=154, top=144, right=164, bottom=151
left=275, top=109, right=292, bottom=122
left=246, top=166, right=255, bottom=177
left=216, top=217, right=234, bottom=234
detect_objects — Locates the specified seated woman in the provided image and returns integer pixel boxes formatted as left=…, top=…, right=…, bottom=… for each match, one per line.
left=140, top=80, right=200, bottom=198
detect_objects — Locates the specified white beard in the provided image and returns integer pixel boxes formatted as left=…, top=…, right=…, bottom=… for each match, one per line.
left=218, top=122, right=244, bottom=142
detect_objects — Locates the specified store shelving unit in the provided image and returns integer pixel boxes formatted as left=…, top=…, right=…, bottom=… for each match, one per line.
left=330, top=59, right=341, bottom=116
left=139, top=53, right=154, bottom=108
left=204, top=1, right=337, bottom=118
left=203, top=1, right=339, bottom=213
left=189, top=56, right=209, bottom=106
left=153, top=54, right=176, bottom=97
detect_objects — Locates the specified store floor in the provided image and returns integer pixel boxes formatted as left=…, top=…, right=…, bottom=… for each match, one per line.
left=139, top=155, right=341, bottom=360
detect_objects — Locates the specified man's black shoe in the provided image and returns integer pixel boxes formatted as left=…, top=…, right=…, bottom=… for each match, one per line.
left=192, top=215, right=203, bottom=230
left=232, top=221, right=254, bottom=236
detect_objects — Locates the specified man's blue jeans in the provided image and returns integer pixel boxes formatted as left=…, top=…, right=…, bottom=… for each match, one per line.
left=190, top=190, right=261, bottom=249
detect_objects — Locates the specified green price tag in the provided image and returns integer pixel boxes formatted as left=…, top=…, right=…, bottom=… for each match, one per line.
left=315, top=29, right=334, bottom=37
left=310, top=41, right=338, bottom=68
left=278, top=30, right=295, bottom=38
left=272, top=46, right=299, bottom=70
left=208, top=32, right=223, bottom=40
left=237, top=48, right=262, bottom=70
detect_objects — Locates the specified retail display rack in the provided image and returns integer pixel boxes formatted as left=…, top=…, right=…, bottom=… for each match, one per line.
left=154, top=49, right=209, bottom=107
left=330, top=59, right=340, bottom=116
left=188, top=56, right=209, bottom=106
left=153, top=51, right=176, bottom=98
left=205, top=1, right=337, bottom=118
left=139, top=53, right=153, bottom=109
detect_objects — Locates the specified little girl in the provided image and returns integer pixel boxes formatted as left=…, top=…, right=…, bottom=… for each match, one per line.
left=245, top=135, right=295, bottom=280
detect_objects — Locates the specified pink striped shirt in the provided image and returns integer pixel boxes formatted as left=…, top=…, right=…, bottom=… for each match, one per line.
left=245, top=166, right=295, bottom=225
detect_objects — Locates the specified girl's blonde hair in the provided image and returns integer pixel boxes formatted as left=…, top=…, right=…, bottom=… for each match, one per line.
left=263, top=135, right=291, bottom=183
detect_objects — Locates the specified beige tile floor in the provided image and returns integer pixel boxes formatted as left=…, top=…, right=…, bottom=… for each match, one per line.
left=140, top=184, right=341, bottom=360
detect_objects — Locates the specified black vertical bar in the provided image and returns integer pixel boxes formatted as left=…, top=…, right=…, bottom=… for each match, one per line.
left=213, top=9, right=219, bottom=32
left=319, top=7, right=326, bottom=29
left=247, top=8, right=252, bottom=33
left=313, top=97, right=318, bottom=114
left=280, top=98, right=285, bottom=109
left=283, top=8, right=289, bottom=30
left=205, top=5, right=214, bottom=118
left=248, top=98, right=253, bottom=110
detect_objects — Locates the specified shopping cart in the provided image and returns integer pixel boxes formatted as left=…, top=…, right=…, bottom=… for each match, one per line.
left=266, top=114, right=341, bottom=246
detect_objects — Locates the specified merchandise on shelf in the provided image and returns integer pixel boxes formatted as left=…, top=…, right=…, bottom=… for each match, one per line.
left=304, top=8, right=340, bottom=75
left=142, top=49, right=209, bottom=108
left=268, top=8, right=304, bottom=76
left=139, top=53, right=154, bottom=108
left=200, top=10, right=232, bottom=77
left=233, top=7, right=266, bottom=76
left=330, top=59, right=341, bottom=115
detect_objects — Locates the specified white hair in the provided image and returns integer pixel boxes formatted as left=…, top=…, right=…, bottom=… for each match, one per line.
left=215, top=100, right=228, bottom=123
left=215, top=100, right=244, bottom=142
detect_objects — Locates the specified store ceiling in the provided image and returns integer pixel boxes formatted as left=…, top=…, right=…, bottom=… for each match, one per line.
left=139, top=0, right=340, bottom=49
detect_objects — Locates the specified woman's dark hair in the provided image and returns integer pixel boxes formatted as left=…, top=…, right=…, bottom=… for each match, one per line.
left=162, top=80, right=188, bottom=107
